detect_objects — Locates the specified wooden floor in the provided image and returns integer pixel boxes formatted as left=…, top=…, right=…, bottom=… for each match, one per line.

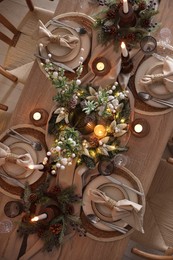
left=0, top=1, right=164, bottom=259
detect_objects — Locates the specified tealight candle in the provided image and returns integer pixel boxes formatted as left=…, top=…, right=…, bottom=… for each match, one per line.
left=134, top=124, right=143, bottom=133
left=94, top=125, right=107, bottom=138
left=96, top=62, right=105, bottom=71
left=33, top=112, right=42, bottom=121
left=130, top=118, right=150, bottom=138
left=123, top=0, right=129, bottom=14
left=28, top=164, right=44, bottom=170
left=121, top=42, right=128, bottom=57
left=31, top=213, right=47, bottom=222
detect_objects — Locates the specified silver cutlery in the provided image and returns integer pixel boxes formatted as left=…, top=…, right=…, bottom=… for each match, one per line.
left=51, top=19, right=87, bottom=35
left=34, top=53, right=75, bottom=73
left=105, top=175, right=144, bottom=196
left=86, top=214, right=128, bottom=234
left=0, top=172, right=25, bottom=188
left=138, top=92, right=173, bottom=108
left=152, top=53, right=166, bottom=61
left=7, top=128, right=42, bottom=151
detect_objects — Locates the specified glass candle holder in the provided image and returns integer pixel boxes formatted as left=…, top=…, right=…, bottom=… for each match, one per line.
left=4, top=201, right=23, bottom=218
left=140, top=36, right=157, bottom=55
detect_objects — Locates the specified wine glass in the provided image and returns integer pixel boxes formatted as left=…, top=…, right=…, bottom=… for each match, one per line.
left=113, top=154, right=129, bottom=167
left=159, top=27, right=172, bottom=49
left=0, top=219, right=13, bottom=233
left=140, top=36, right=157, bottom=55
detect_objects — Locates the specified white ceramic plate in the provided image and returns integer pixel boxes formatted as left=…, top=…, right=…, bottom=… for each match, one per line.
left=92, top=182, right=129, bottom=222
left=135, top=56, right=173, bottom=108
left=2, top=141, right=37, bottom=179
left=0, top=126, right=47, bottom=199
left=83, top=172, right=138, bottom=231
left=47, top=27, right=81, bottom=62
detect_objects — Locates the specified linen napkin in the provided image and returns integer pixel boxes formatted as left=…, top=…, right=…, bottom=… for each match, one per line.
left=38, top=20, right=79, bottom=49
left=0, top=142, right=34, bottom=168
left=88, top=188, right=144, bottom=233
left=140, top=56, right=173, bottom=93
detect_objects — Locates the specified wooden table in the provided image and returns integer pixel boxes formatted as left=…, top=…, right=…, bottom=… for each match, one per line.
left=1, top=1, right=173, bottom=259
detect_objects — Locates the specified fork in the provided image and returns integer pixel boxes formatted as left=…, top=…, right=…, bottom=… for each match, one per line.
left=7, top=128, right=42, bottom=151
left=51, top=19, right=87, bottom=35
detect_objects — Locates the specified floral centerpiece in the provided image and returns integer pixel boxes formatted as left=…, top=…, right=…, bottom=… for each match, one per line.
left=94, top=0, right=159, bottom=50
left=43, top=59, right=131, bottom=171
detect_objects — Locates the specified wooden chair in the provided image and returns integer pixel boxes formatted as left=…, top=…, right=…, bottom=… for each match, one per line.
left=0, top=0, right=54, bottom=70
left=131, top=159, right=173, bottom=259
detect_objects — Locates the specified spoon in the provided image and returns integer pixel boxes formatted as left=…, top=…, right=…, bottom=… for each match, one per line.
left=138, top=92, right=173, bottom=108
left=86, top=214, right=128, bottom=234
left=7, top=129, right=42, bottom=151
left=51, top=19, right=87, bottom=35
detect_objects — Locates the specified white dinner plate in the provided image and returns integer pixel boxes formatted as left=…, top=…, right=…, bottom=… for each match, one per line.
left=46, top=27, right=81, bottom=62
left=2, top=141, right=37, bottom=179
left=0, top=125, right=47, bottom=199
left=135, top=56, right=173, bottom=108
left=83, top=171, right=138, bottom=231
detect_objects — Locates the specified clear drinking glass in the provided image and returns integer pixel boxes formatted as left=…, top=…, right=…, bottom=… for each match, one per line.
left=113, top=154, right=129, bottom=167
left=159, top=27, right=172, bottom=49
left=0, top=220, right=13, bottom=233
left=140, top=36, right=157, bottom=55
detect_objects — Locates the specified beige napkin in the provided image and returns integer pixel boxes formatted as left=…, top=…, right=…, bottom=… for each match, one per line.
left=140, top=56, right=173, bottom=93
left=0, top=142, right=34, bottom=168
left=88, top=188, right=144, bottom=233
left=38, top=20, right=79, bottom=49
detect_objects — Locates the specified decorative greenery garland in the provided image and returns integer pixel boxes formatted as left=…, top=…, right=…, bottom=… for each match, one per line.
left=94, top=0, right=159, bottom=50
left=42, top=60, right=131, bottom=171
left=18, top=181, right=84, bottom=252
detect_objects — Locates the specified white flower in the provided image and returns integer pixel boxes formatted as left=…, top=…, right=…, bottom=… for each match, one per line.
left=110, top=120, right=127, bottom=137
left=54, top=107, right=69, bottom=124
left=76, top=79, right=81, bottom=85
left=61, top=158, right=68, bottom=165
left=52, top=71, right=58, bottom=79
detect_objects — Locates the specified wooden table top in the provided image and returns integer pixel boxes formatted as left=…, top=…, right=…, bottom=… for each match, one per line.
left=1, top=1, right=173, bottom=259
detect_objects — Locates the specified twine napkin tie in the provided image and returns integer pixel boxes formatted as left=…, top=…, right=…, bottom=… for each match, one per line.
left=88, top=188, right=144, bottom=232
left=140, top=56, right=173, bottom=93
left=38, top=20, right=79, bottom=49
left=0, top=142, right=33, bottom=168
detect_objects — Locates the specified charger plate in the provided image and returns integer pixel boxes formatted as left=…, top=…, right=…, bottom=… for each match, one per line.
left=134, top=56, right=173, bottom=115
left=0, top=125, right=47, bottom=199
left=37, top=12, right=94, bottom=73
left=81, top=166, right=145, bottom=241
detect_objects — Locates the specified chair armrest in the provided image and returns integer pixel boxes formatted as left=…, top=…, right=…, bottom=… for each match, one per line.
left=131, top=247, right=173, bottom=260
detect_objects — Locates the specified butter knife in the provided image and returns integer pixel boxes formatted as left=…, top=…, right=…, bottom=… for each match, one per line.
left=0, top=172, right=25, bottom=189
left=105, top=175, right=144, bottom=196
left=34, top=54, right=75, bottom=73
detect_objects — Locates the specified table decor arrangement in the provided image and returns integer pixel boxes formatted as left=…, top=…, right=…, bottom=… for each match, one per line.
left=43, top=61, right=132, bottom=172
left=94, top=0, right=159, bottom=50
left=17, top=181, right=84, bottom=252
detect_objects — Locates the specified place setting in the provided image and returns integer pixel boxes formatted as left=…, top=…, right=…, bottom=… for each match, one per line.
left=0, top=125, right=47, bottom=199
left=80, top=159, right=145, bottom=241
left=35, top=12, right=95, bottom=76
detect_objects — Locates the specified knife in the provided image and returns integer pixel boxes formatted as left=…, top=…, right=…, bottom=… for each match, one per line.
left=105, top=175, right=144, bottom=196
left=0, top=172, right=25, bottom=189
left=34, top=54, right=75, bottom=73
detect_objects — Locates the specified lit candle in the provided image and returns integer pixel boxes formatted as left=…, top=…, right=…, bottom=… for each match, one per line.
left=28, top=164, right=44, bottom=170
left=96, top=62, right=105, bottom=71
left=121, top=42, right=128, bottom=57
left=33, top=112, right=42, bottom=121
left=31, top=213, right=47, bottom=222
left=134, top=124, right=143, bottom=133
left=94, top=125, right=107, bottom=138
left=123, top=0, right=129, bottom=14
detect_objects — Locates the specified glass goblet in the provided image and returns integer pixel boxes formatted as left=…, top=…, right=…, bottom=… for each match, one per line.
left=159, top=27, right=172, bottom=49
left=140, top=36, right=157, bottom=55
left=0, top=219, right=13, bottom=233
left=113, top=154, right=129, bottom=167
